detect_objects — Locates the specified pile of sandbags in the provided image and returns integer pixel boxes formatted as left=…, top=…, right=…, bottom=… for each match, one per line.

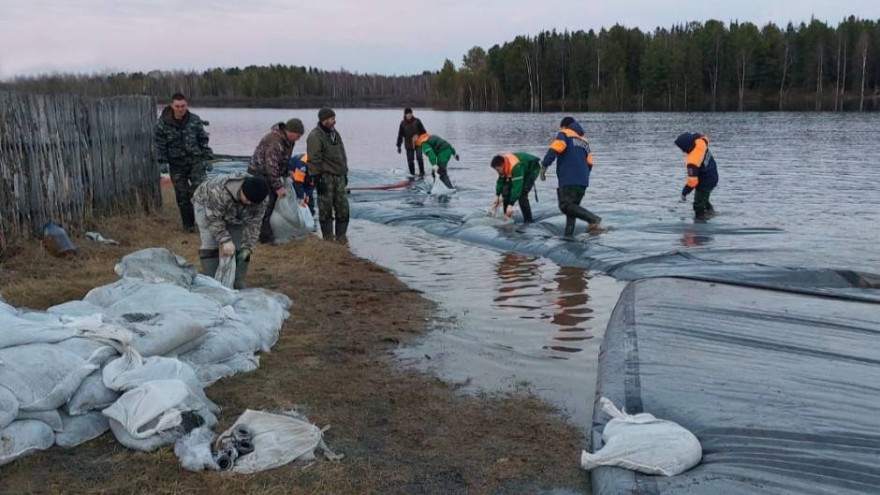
left=0, top=248, right=291, bottom=465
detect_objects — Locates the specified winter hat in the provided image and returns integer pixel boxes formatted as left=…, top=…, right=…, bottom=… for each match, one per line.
left=318, top=107, right=336, bottom=121
left=560, top=116, right=575, bottom=128
left=284, top=118, right=304, bottom=134
left=241, top=176, right=270, bottom=204
left=404, top=107, right=413, bottom=115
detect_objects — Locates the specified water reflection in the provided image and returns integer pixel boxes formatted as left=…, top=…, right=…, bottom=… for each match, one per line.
left=492, top=253, right=599, bottom=358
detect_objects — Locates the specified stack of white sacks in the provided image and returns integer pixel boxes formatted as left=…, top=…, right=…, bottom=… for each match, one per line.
left=0, top=248, right=291, bottom=465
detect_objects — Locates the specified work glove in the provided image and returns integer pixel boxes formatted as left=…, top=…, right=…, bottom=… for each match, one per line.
left=220, top=241, right=236, bottom=258
left=454, top=154, right=460, bottom=161
left=236, top=248, right=252, bottom=264
left=397, top=146, right=402, bottom=154
left=276, top=186, right=287, bottom=199
left=680, top=194, right=688, bottom=203
left=432, top=165, right=440, bottom=174
left=539, top=167, right=547, bottom=181
left=505, top=205, right=515, bottom=218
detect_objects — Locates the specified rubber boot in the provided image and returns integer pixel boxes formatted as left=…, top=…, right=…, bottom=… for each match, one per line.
left=335, top=221, right=349, bottom=245
left=233, top=260, right=249, bottom=290
left=180, top=204, right=196, bottom=233
left=564, top=216, right=577, bottom=238
left=320, top=220, right=334, bottom=241
left=199, top=249, right=220, bottom=277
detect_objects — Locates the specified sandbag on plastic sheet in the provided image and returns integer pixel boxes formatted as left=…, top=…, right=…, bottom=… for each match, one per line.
left=67, top=371, right=120, bottom=416
left=102, top=379, right=217, bottom=452
left=114, top=248, right=197, bottom=287
left=0, top=343, right=99, bottom=412
left=218, top=410, right=342, bottom=474
left=581, top=397, right=701, bottom=476
left=592, top=277, right=880, bottom=495
left=0, top=420, right=55, bottom=466
left=0, top=309, right=81, bottom=350
left=55, top=411, right=110, bottom=448
left=270, top=179, right=313, bottom=244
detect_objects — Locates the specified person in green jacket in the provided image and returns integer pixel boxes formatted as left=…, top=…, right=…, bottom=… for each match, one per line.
left=491, top=153, right=541, bottom=223
left=306, top=107, right=350, bottom=244
left=413, top=132, right=459, bottom=189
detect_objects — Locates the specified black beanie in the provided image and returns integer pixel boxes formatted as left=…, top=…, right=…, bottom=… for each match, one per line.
left=560, top=116, right=575, bottom=128
left=404, top=107, right=413, bottom=115
left=241, top=176, right=270, bottom=204
left=318, top=107, right=335, bottom=121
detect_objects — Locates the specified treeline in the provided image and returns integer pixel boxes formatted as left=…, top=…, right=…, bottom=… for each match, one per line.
left=3, top=16, right=880, bottom=112
left=2, top=66, right=434, bottom=108
left=439, top=16, right=880, bottom=111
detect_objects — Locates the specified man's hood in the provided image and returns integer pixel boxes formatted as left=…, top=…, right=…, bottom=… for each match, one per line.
left=675, top=132, right=704, bottom=153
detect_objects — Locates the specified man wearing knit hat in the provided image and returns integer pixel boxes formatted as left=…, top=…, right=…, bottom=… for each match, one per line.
left=248, top=118, right=304, bottom=243
left=193, top=174, right=270, bottom=289
left=307, top=107, right=350, bottom=244
left=396, top=107, right=427, bottom=177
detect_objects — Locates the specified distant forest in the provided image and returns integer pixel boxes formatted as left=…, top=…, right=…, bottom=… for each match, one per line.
left=3, top=16, right=880, bottom=112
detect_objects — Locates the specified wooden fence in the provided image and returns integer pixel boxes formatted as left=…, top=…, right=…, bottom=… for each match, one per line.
left=0, top=92, right=160, bottom=255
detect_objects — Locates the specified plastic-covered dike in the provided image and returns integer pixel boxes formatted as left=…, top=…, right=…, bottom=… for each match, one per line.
left=591, top=277, right=880, bottom=494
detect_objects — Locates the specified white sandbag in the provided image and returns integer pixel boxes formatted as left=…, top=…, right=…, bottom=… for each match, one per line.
left=48, top=300, right=104, bottom=318
left=102, top=379, right=211, bottom=442
left=0, top=310, right=79, bottom=350
left=219, top=410, right=342, bottom=474
left=114, top=248, right=197, bottom=287
left=191, top=275, right=238, bottom=307
left=270, top=179, right=311, bottom=244
left=189, top=355, right=259, bottom=386
left=88, top=279, right=226, bottom=330
left=16, top=409, right=63, bottom=432
left=0, top=386, right=20, bottom=430
left=0, top=420, right=55, bottom=466
left=232, top=289, right=291, bottom=349
left=215, top=256, right=237, bottom=289
left=55, top=411, right=110, bottom=448
left=102, top=348, right=211, bottom=409
left=581, top=397, right=702, bottom=476
left=174, top=425, right=218, bottom=472
left=429, top=178, right=456, bottom=196
left=177, top=321, right=263, bottom=368
left=0, top=343, right=99, bottom=412
left=56, top=338, right=117, bottom=365
left=118, top=310, right=208, bottom=357
left=67, top=371, right=120, bottom=416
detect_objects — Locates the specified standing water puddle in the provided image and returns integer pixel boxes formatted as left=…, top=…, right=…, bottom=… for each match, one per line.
left=349, top=221, right=624, bottom=427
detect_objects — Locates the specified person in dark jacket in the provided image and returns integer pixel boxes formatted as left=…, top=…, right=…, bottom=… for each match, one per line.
left=396, top=108, right=428, bottom=177
left=155, top=93, right=213, bottom=232
left=248, top=118, right=304, bottom=243
left=541, top=117, right=602, bottom=237
left=490, top=153, right=542, bottom=223
left=307, top=108, right=349, bottom=243
left=675, top=132, right=719, bottom=219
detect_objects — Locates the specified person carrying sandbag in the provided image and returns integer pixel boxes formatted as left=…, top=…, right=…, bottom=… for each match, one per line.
left=193, top=174, right=270, bottom=289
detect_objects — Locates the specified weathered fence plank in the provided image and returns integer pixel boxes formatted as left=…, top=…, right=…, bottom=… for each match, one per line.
left=0, top=91, right=159, bottom=255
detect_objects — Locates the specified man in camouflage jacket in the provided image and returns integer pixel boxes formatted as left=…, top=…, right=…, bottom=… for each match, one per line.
left=248, top=118, right=304, bottom=243
left=193, top=173, right=270, bottom=289
left=155, top=93, right=213, bottom=232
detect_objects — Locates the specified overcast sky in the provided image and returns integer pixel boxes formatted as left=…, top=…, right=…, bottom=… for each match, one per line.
left=2, top=0, right=879, bottom=79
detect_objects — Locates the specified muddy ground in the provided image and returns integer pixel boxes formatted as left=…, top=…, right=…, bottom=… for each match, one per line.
left=0, top=187, right=588, bottom=494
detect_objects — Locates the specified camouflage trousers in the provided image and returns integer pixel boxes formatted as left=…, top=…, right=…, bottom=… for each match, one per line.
left=317, top=174, right=350, bottom=224
left=169, top=161, right=207, bottom=229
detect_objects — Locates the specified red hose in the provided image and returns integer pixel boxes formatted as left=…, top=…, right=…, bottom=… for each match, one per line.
left=347, top=179, right=412, bottom=191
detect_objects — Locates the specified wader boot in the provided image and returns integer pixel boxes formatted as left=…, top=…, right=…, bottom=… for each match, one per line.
left=320, top=221, right=334, bottom=242
left=564, top=216, right=577, bottom=238
left=199, top=249, right=220, bottom=277
left=233, top=259, right=249, bottom=290
left=335, top=221, right=349, bottom=245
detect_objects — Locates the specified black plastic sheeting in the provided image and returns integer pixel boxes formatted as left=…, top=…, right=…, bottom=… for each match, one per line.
left=592, top=277, right=880, bottom=494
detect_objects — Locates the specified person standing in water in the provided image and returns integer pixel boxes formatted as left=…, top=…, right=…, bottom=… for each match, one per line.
left=674, top=132, right=719, bottom=220
left=413, top=131, right=458, bottom=189
left=396, top=108, right=428, bottom=177
left=540, top=116, right=603, bottom=237
left=490, top=153, right=542, bottom=223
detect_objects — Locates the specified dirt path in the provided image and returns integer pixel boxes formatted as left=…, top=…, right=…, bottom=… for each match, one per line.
left=0, top=189, right=588, bottom=494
